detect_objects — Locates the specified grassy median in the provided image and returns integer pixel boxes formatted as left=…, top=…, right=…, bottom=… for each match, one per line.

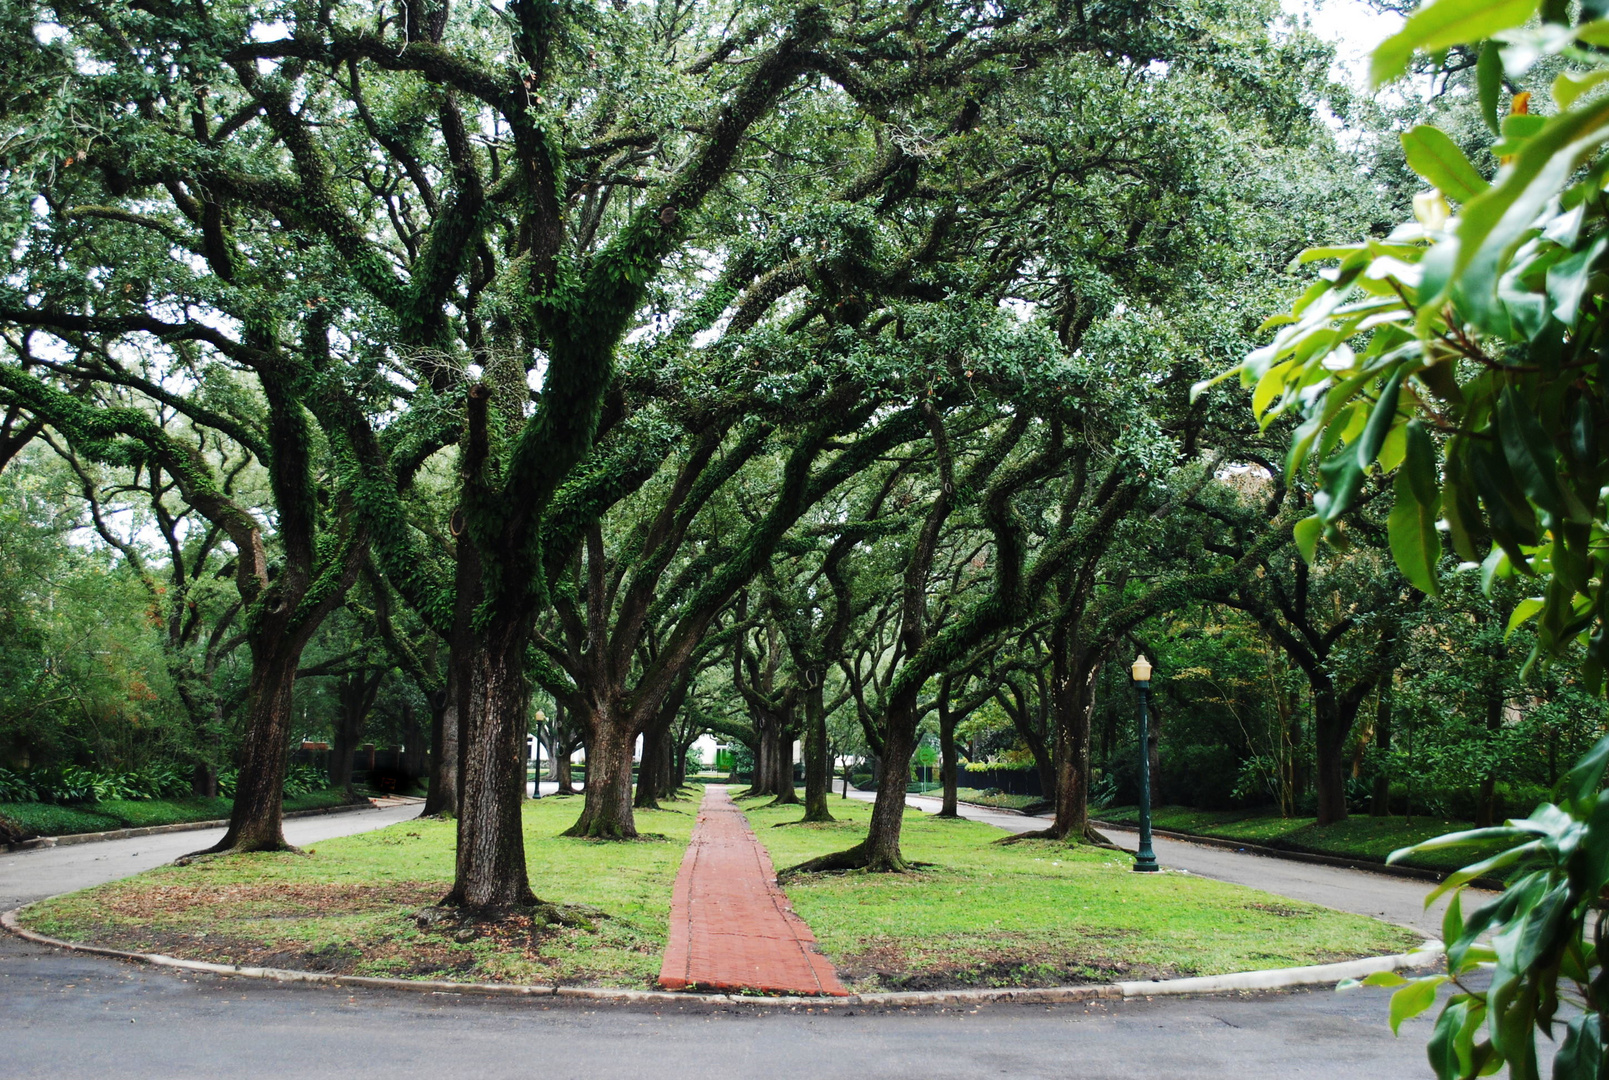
left=742, top=795, right=1422, bottom=994
left=20, top=786, right=1421, bottom=993
left=19, top=792, right=700, bottom=988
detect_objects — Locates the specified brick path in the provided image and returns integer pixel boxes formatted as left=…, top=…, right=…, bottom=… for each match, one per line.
left=658, top=785, right=848, bottom=995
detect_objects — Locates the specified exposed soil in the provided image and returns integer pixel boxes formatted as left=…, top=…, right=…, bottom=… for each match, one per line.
left=34, top=883, right=633, bottom=985
left=0, top=811, right=27, bottom=845
left=833, top=932, right=1183, bottom=992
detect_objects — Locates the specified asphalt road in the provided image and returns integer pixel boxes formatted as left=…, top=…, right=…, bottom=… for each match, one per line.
left=0, top=790, right=1455, bottom=1078
left=0, top=803, right=423, bottom=911
left=0, top=929, right=1437, bottom=1080
left=850, top=789, right=1487, bottom=938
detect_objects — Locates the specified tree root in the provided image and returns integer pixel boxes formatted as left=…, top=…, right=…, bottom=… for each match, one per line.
left=994, top=823, right=1131, bottom=853
left=778, top=842, right=869, bottom=879
left=771, top=812, right=837, bottom=827
left=174, top=842, right=302, bottom=865
left=418, top=899, right=608, bottom=934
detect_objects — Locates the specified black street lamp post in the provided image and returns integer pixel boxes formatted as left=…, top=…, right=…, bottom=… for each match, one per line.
left=1132, top=654, right=1159, bottom=873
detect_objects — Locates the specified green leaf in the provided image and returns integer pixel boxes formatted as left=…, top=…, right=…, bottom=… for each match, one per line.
left=1357, top=370, right=1404, bottom=471
left=1545, top=234, right=1608, bottom=326
left=1404, top=420, right=1440, bottom=509
left=1390, top=468, right=1443, bottom=594
left=1562, top=733, right=1609, bottom=805
left=1478, top=42, right=1504, bottom=133
left=1506, top=597, right=1545, bottom=636
left=1554, top=69, right=1609, bottom=109
left=1363, top=969, right=1409, bottom=987
left=1441, top=888, right=1464, bottom=948
left=1372, top=0, right=1538, bottom=87
left=1294, top=514, right=1324, bottom=563
left=1429, top=95, right=1609, bottom=332
left=1389, top=976, right=1443, bottom=1034
left=1402, top=126, right=1490, bottom=203
left=1497, top=389, right=1567, bottom=521
left=1552, top=1013, right=1604, bottom=1080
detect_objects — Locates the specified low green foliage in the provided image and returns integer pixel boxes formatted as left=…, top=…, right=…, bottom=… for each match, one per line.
left=1097, top=805, right=1513, bottom=876
left=1365, top=733, right=1609, bottom=1080
left=743, top=796, right=1419, bottom=993
left=0, top=790, right=357, bottom=838
left=0, top=802, right=121, bottom=836
left=21, top=795, right=699, bottom=988
left=952, top=788, right=1046, bottom=812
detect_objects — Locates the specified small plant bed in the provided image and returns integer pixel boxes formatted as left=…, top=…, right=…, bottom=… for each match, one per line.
left=17, top=795, right=700, bottom=988
left=0, top=790, right=358, bottom=839
left=950, top=787, right=1049, bottom=813
left=740, top=796, right=1418, bottom=995
left=1095, top=806, right=1514, bottom=878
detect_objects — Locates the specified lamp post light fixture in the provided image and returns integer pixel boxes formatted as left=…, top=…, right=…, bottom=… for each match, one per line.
left=1131, top=654, right=1160, bottom=873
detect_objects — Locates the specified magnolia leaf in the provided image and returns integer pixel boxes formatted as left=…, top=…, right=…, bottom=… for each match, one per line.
left=1402, top=126, right=1490, bottom=203
left=1434, top=96, right=1609, bottom=332
left=1294, top=514, right=1324, bottom=563
left=1507, top=597, right=1545, bottom=637
left=1372, top=0, right=1538, bottom=87
left=1478, top=42, right=1504, bottom=133
left=1389, top=976, right=1443, bottom=1034
left=1390, top=468, right=1443, bottom=594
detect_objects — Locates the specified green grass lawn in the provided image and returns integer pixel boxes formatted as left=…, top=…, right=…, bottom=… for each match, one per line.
left=19, top=792, right=701, bottom=988
left=740, top=795, right=1421, bottom=994
left=1095, top=805, right=1512, bottom=876
left=0, top=790, right=356, bottom=838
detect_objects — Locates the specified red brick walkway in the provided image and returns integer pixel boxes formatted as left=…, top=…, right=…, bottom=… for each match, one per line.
left=658, top=785, right=848, bottom=996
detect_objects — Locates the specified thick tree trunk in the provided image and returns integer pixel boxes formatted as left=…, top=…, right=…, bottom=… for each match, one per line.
left=204, top=633, right=307, bottom=853
left=1476, top=691, right=1504, bottom=827
left=937, top=698, right=959, bottom=818
left=444, top=609, right=536, bottom=912
left=1313, top=689, right=1350, bottom=827
left=1047, top=651, right=1097, bottom=841
left=801, top=682, right=833, bottom=822
left=770, top=721, right=799, bottom=805
left=1370, top=685, right=1392, bottom=818
left=861, top=708, right=916, bottom=870
left=564, top=708, right=637, bottom=839
left=329, top=687, right=366, bottom=794
left=750, top=721, right=777, bottom=797
left=635, top=726, right=665, bottom=810
left=554, top=743, right=575, bottom=793
left=422, top=678, right=459, bottom=817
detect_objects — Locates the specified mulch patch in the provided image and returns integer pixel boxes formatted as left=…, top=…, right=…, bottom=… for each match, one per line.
left=46, top=882, right=627, bottom=984
left=833, top=932, right=1183, bottom=992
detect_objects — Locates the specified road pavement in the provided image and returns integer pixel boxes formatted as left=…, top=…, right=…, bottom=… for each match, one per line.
left=0, top=803, right=423, bottom=912
left=0, top=788, right=1458, bottom=1078
left=0, top=927, right=1437, bottom=1080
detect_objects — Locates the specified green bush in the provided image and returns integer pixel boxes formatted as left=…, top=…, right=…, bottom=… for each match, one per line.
left=0, top=802, right=120, bottom=836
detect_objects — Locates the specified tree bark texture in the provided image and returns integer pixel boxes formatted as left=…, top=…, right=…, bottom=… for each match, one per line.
left=445, top=609, right=536, bottom=911
left=208, top=633, right=308, bottom=853
left=565, top=708, right=638, bottom=838
left=801, top=679, right=834, bottom=822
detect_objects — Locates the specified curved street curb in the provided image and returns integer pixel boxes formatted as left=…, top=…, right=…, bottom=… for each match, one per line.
left=2, top=801, right=384, bottom=853
left=2, top=904, right=1442, bottom=1009
left=1090, top=820, right=1507, bottom=892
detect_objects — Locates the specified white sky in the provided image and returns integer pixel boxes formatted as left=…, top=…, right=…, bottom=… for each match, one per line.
left=1283, top=0, right=1405, bottom=86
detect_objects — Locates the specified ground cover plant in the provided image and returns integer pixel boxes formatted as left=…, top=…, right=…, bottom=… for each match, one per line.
left=743, top=796, right=1420, bottom=994
left=18, top=794, right=699, bottom=987
left=1095, top=806, right=1513, bottom=877
left=0, top=791, right=358, bottom=840
left=950, top=788, right=1049, bottom=813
